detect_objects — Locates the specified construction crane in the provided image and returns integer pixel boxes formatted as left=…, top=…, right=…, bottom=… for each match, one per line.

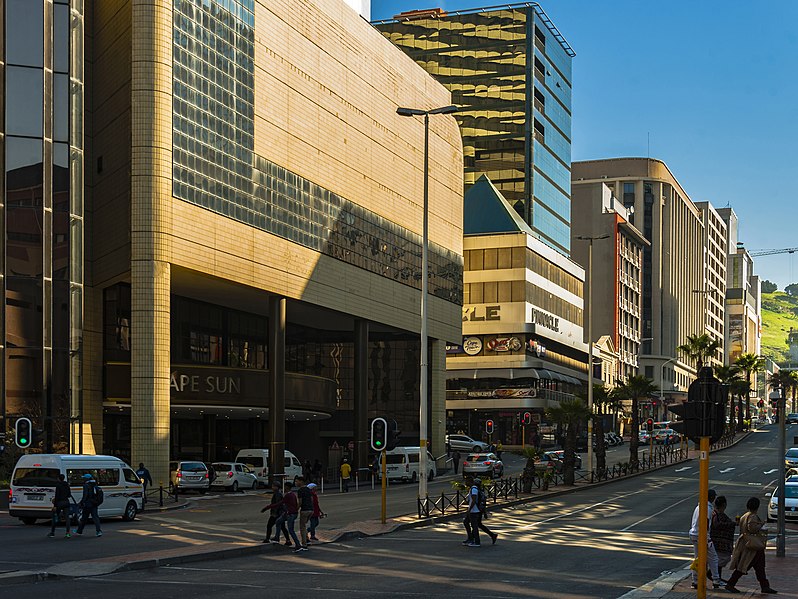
left=749, top=247, right=798, bottom=257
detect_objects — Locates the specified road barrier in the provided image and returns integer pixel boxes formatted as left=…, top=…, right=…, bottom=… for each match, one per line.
left=417, top=476, right=519, bottom=518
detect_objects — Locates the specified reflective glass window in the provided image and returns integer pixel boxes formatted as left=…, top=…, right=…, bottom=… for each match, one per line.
left=53, top=3, right=70, bottom=73
left=53, top=73, right=69, bottom=142
left=6, top=278, right=44, bottom=347
left=6, top=0, right=44, bottom=67
left=6, top=67, right=44, bottom=137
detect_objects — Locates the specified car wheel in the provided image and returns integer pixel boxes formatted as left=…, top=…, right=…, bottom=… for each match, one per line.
left=21, top=517, right=37, bottom=525
left=411, top=471, right=417, bottom=483
left=429, top=470, right=434, bottom=481
left=251, top=481, right=257, bottom=490
left=232, top=481, right=239, bottom=493
left=122, top=500, right=138, bottom=522
left=473, top=446, right=481, bottom=452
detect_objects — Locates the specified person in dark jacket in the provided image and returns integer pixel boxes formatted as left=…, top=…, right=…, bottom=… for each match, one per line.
left=312, top=459, right=323, bottom=482
left=49, top=474, right=74, bottom=538
left=296, top=477, right=313, bottom=550
left=76, top=473, right=102, bottom=537
left=710, top=495, right=736, bottom=581
left=452, top=450, right=461, bottom=474
left=261, top=480, right=289, bottom=544
left=136, top=463, right=153, bottom=506
left=262, top=481, right=302, bottom=551
left=307, top=483, right=324, bottom=542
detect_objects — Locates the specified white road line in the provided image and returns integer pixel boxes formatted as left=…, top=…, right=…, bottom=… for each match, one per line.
left=719, top=468, right=736, bottom=473
left=621, top=494, right=693, bottom=531
left=764, top=469, right=778, bottom=475
left=674, top=467, right=692, bottom=472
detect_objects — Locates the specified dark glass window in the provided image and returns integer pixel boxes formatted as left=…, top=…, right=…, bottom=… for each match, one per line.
left=6, top=207, right=44, bottom=277
left=53, top=73, right=69, bottom=142
left=6, top=67, right=44, bottom=137
left=6, top=278, right=43, bottom=348
left=104, top=283, right=132, bottom=360
left=5, top=0, right=44, bottom=67
left=53, top=3, right=70, bottom=73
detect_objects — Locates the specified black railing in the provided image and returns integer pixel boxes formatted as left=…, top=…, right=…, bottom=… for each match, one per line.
left=591, top=444, right=686, bottom=482
left=417, top=477, right=519, bottom=518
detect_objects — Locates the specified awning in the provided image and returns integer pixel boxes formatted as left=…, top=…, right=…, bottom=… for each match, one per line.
left=446, top=368, right=540, bottom=380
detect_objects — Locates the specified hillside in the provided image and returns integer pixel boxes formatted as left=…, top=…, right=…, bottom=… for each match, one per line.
left=760, top=291, right=798, bottom=365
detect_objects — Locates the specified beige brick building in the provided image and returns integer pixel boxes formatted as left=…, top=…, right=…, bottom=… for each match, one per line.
left=81, top=0, right=464, bottom=484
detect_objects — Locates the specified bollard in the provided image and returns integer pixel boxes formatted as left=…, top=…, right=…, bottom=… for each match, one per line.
left=321, top=476, right=324, bottom=494
left=159, top=483, right=164, bottom=507
left=355, top=474, right=359, bottom=491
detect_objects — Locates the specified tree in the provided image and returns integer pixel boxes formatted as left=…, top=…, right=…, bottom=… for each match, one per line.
left=584, top=384, right=612, bottom=473
left=735, top=353, right=765, bottom=425
left=612, top=375, right=658, bottom=469
left=786, top=283, right=798, bottom=297
left=715, top=365, right=742, bottom=433
left=546, top=398, right=591, bottom=485
left=677, top=333, right=722, bottom=373
left=761, top=280, right=778, bottom=294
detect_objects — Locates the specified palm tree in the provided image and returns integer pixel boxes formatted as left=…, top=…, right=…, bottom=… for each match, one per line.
left=547, top=398, right=591, bottom=485
left=612, top=375, right=658, bottom=469
left=715, top=365, right=742, bottom=433
left=730, top=379, right=750, bottom=432
left=587, top=384, right=612, bottom=473
left=789, top=371, right=798, bottom=413
left=677, top=333, right=722, bottom=373
left=735, top=353, right=765, bottom=425
left=769, top=370, right=798, bottom=414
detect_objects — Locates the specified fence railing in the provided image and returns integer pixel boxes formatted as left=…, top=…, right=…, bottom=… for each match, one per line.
left=590, top=444, right=686, bottom=483
left=417, top=476, right=519, bottom=518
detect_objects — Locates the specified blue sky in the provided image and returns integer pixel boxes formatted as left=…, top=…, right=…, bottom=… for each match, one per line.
left=371, top=0, right=798, bottom=290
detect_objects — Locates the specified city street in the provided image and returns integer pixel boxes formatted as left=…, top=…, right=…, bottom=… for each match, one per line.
left=4, top=425, right=796, bottom=597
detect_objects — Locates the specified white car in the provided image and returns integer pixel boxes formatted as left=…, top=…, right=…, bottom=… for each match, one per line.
left=767, top=481, right=798, bottom=522
left=210, top=462, right=258, bottom=492
left=446, top=434, right=490, bottom=453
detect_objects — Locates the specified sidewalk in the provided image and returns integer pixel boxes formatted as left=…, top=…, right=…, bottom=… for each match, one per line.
left=622, top=540, right=798, bottom=599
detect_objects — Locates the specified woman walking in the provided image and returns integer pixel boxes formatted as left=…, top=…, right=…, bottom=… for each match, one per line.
left=724, top=497, right=777, bottom=594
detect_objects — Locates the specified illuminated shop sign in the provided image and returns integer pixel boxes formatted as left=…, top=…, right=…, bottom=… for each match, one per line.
left=466, top=388, right=537, bottom=399
left=462, top=305, right=501, bottom=322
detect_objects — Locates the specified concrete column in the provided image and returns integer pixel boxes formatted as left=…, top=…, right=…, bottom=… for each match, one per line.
left=268, top=296, right=286, bottom=482
left=203, top=414, right=217, bottom=462
left=130, top=0, right=174, bottom=487
left=354, top=319, right=369, bottom=477
left=430, top=339, right=446, bottom=463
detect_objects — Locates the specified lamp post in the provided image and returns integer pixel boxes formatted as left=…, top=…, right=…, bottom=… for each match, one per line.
left=659, top=356, right=679, bottom=420
left=769, top=387, right=786, bottom=557
left=575, top=234, right=609, bottom=475
left=396, top=104, right=457, bottom=503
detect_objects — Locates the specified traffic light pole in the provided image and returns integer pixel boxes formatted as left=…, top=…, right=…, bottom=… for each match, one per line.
left=697, top=436, right=710, bottom=599
left=381, top=450, right=387, bottom=524
left=777, top=386, right=786, bottom=557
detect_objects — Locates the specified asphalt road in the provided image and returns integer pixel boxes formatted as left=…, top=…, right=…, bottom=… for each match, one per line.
left=6, top=424, right=796, bottom=598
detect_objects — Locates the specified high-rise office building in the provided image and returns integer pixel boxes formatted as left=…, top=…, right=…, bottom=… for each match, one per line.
left=1, top=0, right=85, bottom=453
left=375, top=4, right=575, bottom=255
left=695, top=201, right=728, bottom=363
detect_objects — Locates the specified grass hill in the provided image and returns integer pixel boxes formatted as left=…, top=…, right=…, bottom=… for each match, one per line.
left=760, top=291, right=798, bottom=365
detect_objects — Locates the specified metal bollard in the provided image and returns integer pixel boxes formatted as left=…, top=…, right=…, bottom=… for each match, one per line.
left=355, top=474, right=359, bottom=491
left=320, top=476, right=324, bottom=494
left=159, top=483, right=164, bottom=507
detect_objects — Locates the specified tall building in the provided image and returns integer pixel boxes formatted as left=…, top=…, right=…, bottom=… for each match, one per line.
left=1, top=0, right=85, bottom=453
left=572, top=159, right=711, bottom=406
left=695, top=201, right=728, bottom=364
left=374, top=4, right=575, bottom=255
left=445, top=176, right=588, bottom=444
left=717, top=208, right=761, bottom=364
left=3, top=0, right=466, bottom=485
left=570, top=182, right=648, bottom=384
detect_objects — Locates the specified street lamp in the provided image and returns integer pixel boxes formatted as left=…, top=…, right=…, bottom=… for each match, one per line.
left=396, top=104, right=458, bottom=502
left=575, top=234, right=609, bottom=475
left=659, top=356, right=679, bottom=419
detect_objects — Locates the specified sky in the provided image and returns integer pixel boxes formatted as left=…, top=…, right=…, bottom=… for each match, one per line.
left=371, top=0, right=798, bottom=290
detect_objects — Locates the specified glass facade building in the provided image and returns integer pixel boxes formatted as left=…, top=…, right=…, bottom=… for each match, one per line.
left=2, top=0, right=84, bottom=452
left=375, top=4, right=575, bottom=255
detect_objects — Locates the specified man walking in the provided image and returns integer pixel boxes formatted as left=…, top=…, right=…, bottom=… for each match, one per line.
left=339, top=458, right=351, bottom=493
left=296, top=477, right=313, bottom=550
left=452, top=450, right=461, bottom=475
left=261, top=480, right=289, bottom=544
left=136, top=463, right=153, bottom=507
left=461, top=478, right=497, bottom=547
left=76, top=473, right=103, bottom=537
left=263, top=481, right=304, bottom=551
left=689, top=488, right=722, bottom=589
left=48, top=474, right=74, bottom=538
left=710, top=495, right=735, bottom=582
left=308, top=483, right=324, bottom=542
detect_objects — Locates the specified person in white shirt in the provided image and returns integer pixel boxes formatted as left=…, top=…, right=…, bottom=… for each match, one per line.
left=689, top=488, right=723, bottom=588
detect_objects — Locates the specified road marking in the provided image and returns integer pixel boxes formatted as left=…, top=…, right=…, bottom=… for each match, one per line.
left=674, top=467, right=693, bottom=472
left=764, top=469, right=778, bottom=475
left=621, top=493, right=694, bottom=531
left=719, top=468, right=736, bottom=473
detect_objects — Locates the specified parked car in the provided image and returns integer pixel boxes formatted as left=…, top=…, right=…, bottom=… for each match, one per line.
left=767, top=480, right=798, bottom=522
left=653, top=428, right=681, bottom=445
left=786, top=413, right=798, bottom=425
left=378, top=446, right=437, bottom=483
left=545, top=450, right=582, bottom=469
left=785, top=448, right=798, bottom=469
left=462, top=453, right=504, bottom=479
left=446, top=434, right=490, bottom=453
left=534, top=452, right=564, bottom=473
left=235, top=449, right=303, bottom=487
left=639, top=430, right=651, bottom=444
left=210, top=462, right=258, bottom=492
left=169, top=461, right=211, bottom=494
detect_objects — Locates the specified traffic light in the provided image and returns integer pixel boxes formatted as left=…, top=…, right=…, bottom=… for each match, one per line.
left=669, top=401, right=701, bottom=442
left=522, top=412, right=532, bottom=426
left=385, top=419, right=401, bottom=451
left=370, top=417, right=388, bottom=452
left=485, top=419, right=494, bottom=435
left=670, top=367, right=727, bottom=444
left=645, top=418, right=654, bottom=433
left=15, top=417, right=33, bottom=449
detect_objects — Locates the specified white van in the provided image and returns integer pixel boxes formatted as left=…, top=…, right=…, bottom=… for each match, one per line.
left=9, top=454, right=144, bottom=525
left=381, top=447, right=437, bottom=483
left=235, top=449, right=303, bottom=486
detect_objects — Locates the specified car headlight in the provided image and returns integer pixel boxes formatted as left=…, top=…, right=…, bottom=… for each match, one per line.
left=770, top=503, right=777, bottom=509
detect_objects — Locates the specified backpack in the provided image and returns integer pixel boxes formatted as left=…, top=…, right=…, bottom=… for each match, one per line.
left=470, top=485, right=487, bottom=516
left=90, top=483, right=104, bottom=506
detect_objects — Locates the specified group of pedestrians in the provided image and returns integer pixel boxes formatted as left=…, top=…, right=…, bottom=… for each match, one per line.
left=48, top=472, right=104, bottom=538
left=690, top=489, right=776, bottom=594
left=261, top=476, right=325, bottom=553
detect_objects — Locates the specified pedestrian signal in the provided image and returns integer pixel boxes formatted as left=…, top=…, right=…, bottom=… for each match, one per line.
left=370, top=417, right=387, bottom=452
left=485, top=419, right=494, bottom=434
left=522, top=412, right=532, bottom=426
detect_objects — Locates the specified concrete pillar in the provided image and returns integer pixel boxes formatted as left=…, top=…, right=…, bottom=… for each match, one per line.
left=430, top=338, right=446, bottom=463
left=268, top=296, right=286, bottom=482
left=354, top=319, right=369, bottom=478
left=130, top=0, right=174, bottom=487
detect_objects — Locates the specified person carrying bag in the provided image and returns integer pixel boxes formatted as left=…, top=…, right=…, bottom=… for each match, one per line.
left=724, top=497, right=776, bottom=594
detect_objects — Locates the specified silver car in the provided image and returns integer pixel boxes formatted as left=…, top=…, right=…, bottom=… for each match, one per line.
left=785, top=448, right=798, bottom=469
left=210, top=462, right=258, bottom=492
left=462, top=453, right=504, bottom=479
left=169, top=461, right=210, bottom=494
left=446, top=434, right=490, bottom=453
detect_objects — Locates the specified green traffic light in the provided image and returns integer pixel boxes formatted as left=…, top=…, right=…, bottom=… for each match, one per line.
left=20, top=437, right=27, bottom=444
left=375, top=440, right=382, bottom=446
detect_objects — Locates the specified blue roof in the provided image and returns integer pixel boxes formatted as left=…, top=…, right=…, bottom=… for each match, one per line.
left=463, top=175, right=534, bottom=236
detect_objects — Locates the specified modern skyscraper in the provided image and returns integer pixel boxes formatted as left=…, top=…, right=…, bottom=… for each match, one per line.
left=1, top=0, right=85, bottom=453
left=375, top=4, right=575, bottom=255
left=695, top=201, right=728, bottom=363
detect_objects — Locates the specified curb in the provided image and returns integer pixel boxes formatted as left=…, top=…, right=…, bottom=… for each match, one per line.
left=617, top=567, right=691, bottom=599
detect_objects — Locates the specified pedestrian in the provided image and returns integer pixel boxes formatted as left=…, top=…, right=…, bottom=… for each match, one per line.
left=710, top=495, right=735, bottom=581
left=48, top=474, right=74, bottom=538
left=76, top=473, right=103, bottom=537
left=689, top=488, right=722, bottom=589
left=496, top=441, right=503, bottom=461
left=339, top=458, right=351, bottom=492
left=724, top=497, right=777, bottom=594
left=307, top=482, right=325, bottom=542
left=136, top=462, right=153, bottom=506
left=303, top=460, right=313, bottom=482
left=260, top=480, right=289, bottom=544
left=453, top=450, right=461, bottom=474
left=263, top=481, right=304, bottom=551
left=312, top=459, right=323, bottom=483
left=295, top=477, right=313, bottom=551
left=462, top=478, right=498, bottom=547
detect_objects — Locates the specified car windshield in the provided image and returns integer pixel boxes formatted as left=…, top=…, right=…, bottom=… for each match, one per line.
left=212, top=463, right=233, bottom=472
left=774, top=486, right=798, bottom=499
left=181, top=462, right=207, bottom=472
left=786, top=449, right=798, bottom=458
left=12, top=467, right=60, bottom=487
left=385, top=455, right=405, bottom=464
left=241, top=457, right=263, bottom=467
